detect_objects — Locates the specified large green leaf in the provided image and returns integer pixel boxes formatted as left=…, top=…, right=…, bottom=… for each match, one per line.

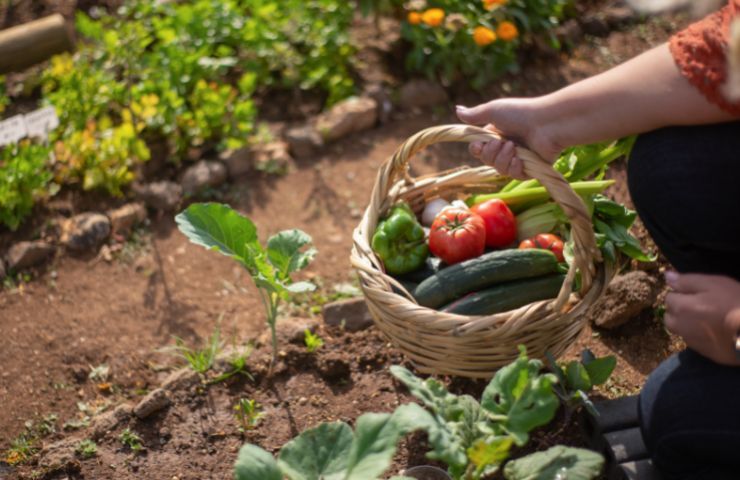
left=503, top=446, right=604, bottom=480
left=582, top=355, right=616, bottom=387
left=565, top=362, right=592, bottom=392
left=175, top=203, right=259, bottom=271
left=278, top=421, right=353, bottom=480
left=481, top=349, right=559, bottom=446
left=233, top=444, right=282, bottom=480
left=267, top=229, right=317, bottom=279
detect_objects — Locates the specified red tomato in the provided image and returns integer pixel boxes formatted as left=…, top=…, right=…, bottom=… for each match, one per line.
left=470, top=199, right=517, bottom=248
left=429, top=207, right=486, bottom=265
left=518, top=233, right=565, bottom=262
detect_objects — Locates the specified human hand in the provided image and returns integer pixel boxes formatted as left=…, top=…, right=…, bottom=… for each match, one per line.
left=664, top=271, right=740, bottom=366
left=456, top=98, right=563, bottom=179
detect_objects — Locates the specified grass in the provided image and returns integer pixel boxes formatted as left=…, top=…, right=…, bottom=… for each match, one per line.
left=234, top=399, right=263, bottom=432
left=164, top=326, right=223, bottom=375
left=304, top=329, right=324, bottom=353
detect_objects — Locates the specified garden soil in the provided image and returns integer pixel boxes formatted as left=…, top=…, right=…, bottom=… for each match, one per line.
left=1, top=8, right=689, bottom=480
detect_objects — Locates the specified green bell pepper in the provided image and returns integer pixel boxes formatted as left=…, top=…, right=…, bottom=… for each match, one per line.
left=371, top=203, right=429, bottom=275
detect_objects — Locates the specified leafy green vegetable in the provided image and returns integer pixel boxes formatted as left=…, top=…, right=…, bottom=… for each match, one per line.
left=175, top=203, right=315, bottom=363
left=503, top=445, right=604, bottom=480
left=592, top=195, right=655, bottom=263
left=0, top=141, right=54, bottom=231
left=546, top=350, right=616, bottom=417
left=234, top=405, right=431, bottom=480
left=391, top=347, right=559, bottom=479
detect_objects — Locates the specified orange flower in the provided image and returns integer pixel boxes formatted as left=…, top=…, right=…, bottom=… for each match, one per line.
left=407, top=11, right=422, bottom=25
left=473, top=26, right=496, bottom=46
left=496, top=21, right=519, bottom=41
left=483, top=0, right=507, bottom=10
left=421, top=8, right=445, bottom=27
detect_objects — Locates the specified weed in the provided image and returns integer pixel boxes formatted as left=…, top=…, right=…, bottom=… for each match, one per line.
left=119, top=428, right=143, bottom=453
left=164, top=326, right=222, bottom=375
left=76, top=439, right=97, bottom=459
left=88, top=363, right=110, bottom=382
left=5, top=435, right=36, bottom=465
left=304, top=329, right=324, bottom=353
left=234, top=399, right=263, bottom=432
left=208, top=346, right=254, bottom=385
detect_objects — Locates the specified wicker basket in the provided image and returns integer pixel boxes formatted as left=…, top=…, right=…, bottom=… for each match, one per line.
left=350, top=124, right=615, bottom=378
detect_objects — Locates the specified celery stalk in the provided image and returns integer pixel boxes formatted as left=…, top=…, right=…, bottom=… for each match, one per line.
left=466, top=180, right=615, bottom=209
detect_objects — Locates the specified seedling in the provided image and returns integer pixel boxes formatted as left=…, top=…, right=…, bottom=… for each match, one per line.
left=209, top=346, right=254, bottom=385
left=164, top=326, right=222, bottom=375
left=304, top=329, right=324, bottom=353
left=176, top=203, right=316, bottom=365
left=119, top=428, right=143, bottom=453
left=5, top=435, right=36, bottom=466
left=234, top=399, right=263, bottom=432
left=546, top=349, right=617, bottom=417
left=75, top=439, right=97, bottom=459
left=88, top=363, right=110, bottom=382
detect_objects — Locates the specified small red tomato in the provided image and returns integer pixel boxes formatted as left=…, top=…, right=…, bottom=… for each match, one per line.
left=429, top=207, right=486, bottom=265
left=470, top=199, right=517, bottom=248
left=518, top=233, right=565, bottom=262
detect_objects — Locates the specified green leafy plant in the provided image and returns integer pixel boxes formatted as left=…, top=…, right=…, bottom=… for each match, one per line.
left=503, top=445, right=604, bottom=480
left=546, top=349, right=616, bottom=417
left=233, top=404, right=428, bottom=480
left=4, top=435, right=36, bottom=466
left=0, top=141, right=54, bottom=231
left=234, top=398, right=264, bottom=432
left=175, top=203, right=316, bottom=364
left=75, top=439, right=97, bottom=459
left=304, top=329, right=324, bottom=353
left=402, top=0, right=567, bottom=88
left=209, top=346, right=254, bottom=384
left=164, top=326, right=222, bottom=375
left=119, top=428, right=144, bottom=453
left=391, top=346, right=560, bottom=479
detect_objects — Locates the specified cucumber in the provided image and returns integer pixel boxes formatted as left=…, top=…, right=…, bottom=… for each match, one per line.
left=413, top=249, right=559, bottom=309
left=441, top=274, right=566, bottom=316
left=396, top=256, right=446, bottom=284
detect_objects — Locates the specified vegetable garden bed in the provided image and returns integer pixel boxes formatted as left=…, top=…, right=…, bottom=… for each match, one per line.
left=0, top=2, right=692, bottom=479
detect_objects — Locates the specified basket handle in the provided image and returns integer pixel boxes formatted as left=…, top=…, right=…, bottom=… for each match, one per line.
left=369, top=124, right=599, bottom=301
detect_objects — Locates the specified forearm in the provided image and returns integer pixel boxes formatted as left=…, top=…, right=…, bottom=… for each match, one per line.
left=533, top=43, right=736, bottom=149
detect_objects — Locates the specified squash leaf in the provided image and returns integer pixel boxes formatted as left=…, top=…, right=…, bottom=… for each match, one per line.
left=503, top=446, right=604, bottom=480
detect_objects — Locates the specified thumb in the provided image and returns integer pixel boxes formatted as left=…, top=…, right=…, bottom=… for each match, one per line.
left=456, top=102, right=495, bottom=126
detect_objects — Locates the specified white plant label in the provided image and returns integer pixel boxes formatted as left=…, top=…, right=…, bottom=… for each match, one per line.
left=0, top=115, right=28, bottom=147
left=25, top=107, right=60, bottom=139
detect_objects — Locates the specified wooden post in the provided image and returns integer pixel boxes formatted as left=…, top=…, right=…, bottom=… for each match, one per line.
left=0, top=14, right=75, bottom=74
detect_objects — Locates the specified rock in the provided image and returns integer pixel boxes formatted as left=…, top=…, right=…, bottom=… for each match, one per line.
left=398, top=79, right=448, bottom=109
left=134, top=388, right=170, bottom=419
left=61, top=212, right=111, bottom=251
left=38, top=438, right=80, bottom=474
left=134, top=181, right=182, bottom=211
left=161, top=368, right=200, bottom=392
left=285, top=124, right=323, bottom=158
left=5, top=240, right=55, bottom=270
left=90, top=403, right=132, bottom=440
left=604, top=5, right=637, bottom=28
left=587, top=271, right=660, bottom=329
left=315, top=96, right=378, bottom=143
left=181, top=160, right=227, bottom=195
left=579, top=14, right=610, bottom=37
left=555, top=19, right=583, bottom=46
left=107, top=203, right=147, bottom=236
left=219, top=147, right=252, bottom=178
left=317, top=352, right=351, bottom=380
left=364, top=84, right=394, bottom=124
left=322, top=297, right=374, bottom=332
left=252, top=141, right=292, bottom=174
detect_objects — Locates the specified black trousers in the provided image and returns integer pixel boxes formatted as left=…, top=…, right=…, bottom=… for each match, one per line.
left=627, top=122, right=740, bottom=480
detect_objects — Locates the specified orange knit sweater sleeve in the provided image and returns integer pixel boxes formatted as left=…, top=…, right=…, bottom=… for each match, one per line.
left=669, top=1, right=740, bottom=115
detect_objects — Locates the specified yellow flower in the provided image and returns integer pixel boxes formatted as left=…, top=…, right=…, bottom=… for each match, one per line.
left=421, top=8, right=445, bottom=27
left=473, top=26, right=496, bottom=46
left=407, top=11, right=422, bottom=25
left=6, top=450, right=24, bottom=466
left=483, top=0, right=507, bottom=10
left=496, top=21, right=519, bottom=41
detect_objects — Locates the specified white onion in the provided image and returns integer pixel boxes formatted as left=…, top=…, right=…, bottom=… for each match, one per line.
left=421, top=198, right=450, bottom=226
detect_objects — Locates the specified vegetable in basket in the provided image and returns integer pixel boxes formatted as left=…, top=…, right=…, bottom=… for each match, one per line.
left=371, top=202, right=429, bottom=275
left=519, top=233, right=565, bottom=262
left=428, top=206, right=486, bottom=265
left=470, top=198, right=517, bottom=248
